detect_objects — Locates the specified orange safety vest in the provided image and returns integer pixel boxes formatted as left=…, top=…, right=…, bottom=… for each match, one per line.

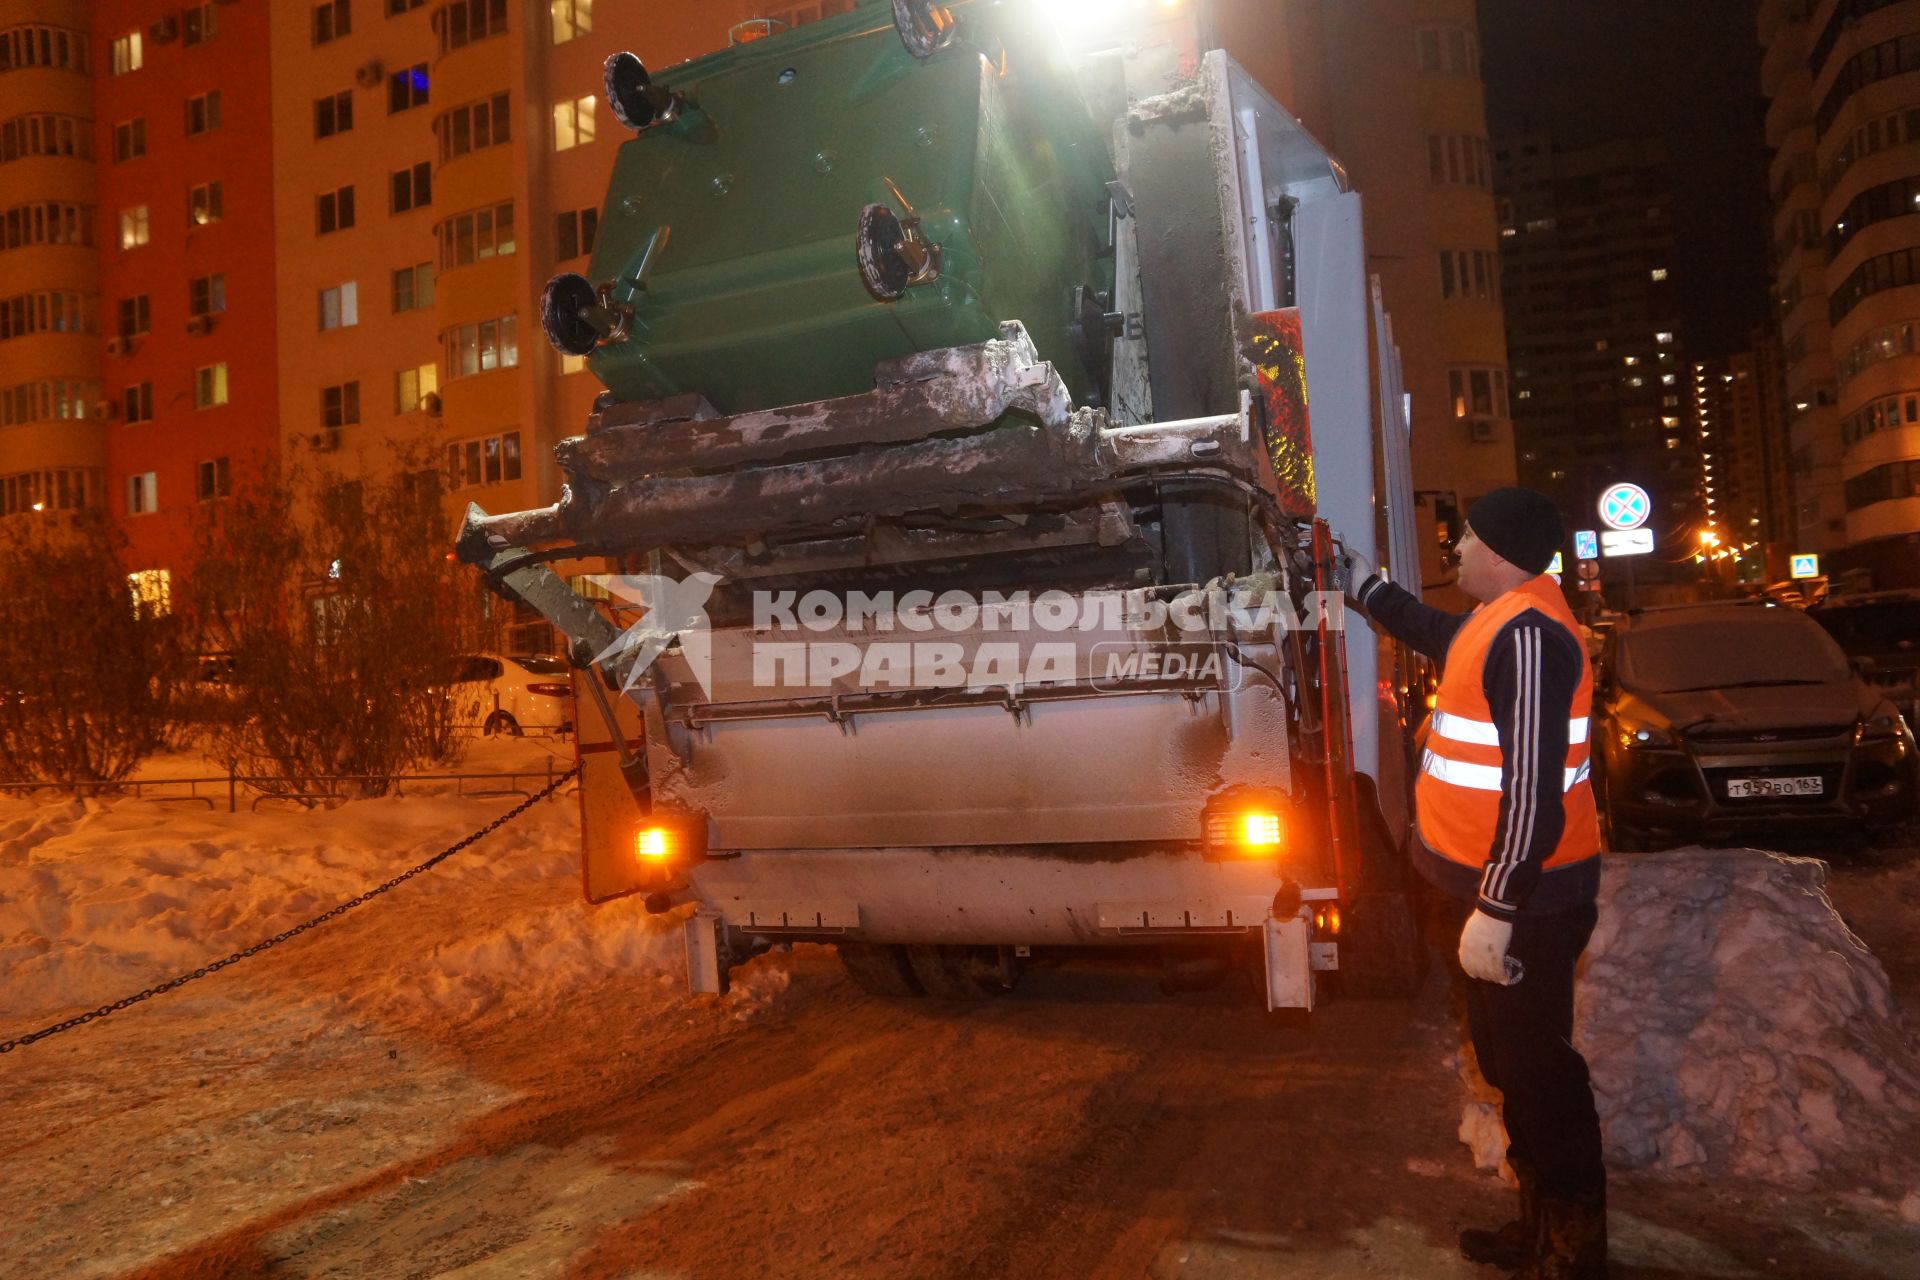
left=1415, top=575, right=1600, bottom=878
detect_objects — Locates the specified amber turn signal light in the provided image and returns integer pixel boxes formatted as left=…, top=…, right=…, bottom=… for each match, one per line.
left=1201, top=789, right=1289, bottom=860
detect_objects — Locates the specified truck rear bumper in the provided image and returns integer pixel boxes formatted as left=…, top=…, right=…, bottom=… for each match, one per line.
left=687, top=846, right=1333, bottom=945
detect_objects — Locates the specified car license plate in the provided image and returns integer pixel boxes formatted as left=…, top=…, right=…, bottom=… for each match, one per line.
left=1725, top=775, right=1824, bottom=799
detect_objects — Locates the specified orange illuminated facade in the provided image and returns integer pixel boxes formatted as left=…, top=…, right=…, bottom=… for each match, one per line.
left=0, top=1, right=104, bottom=526
left=91, top=0, right=279, bottom=588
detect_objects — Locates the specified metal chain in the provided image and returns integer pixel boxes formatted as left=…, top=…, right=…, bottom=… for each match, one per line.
left=0, top=766, right=579, bottom=1056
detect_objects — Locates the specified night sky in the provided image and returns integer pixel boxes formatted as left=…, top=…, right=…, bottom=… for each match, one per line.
left=1477, top=0, right=1770, bottom=360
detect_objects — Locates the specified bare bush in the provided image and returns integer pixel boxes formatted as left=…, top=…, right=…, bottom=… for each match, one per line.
left=186, top=450, right=497, bottom=797
left=0, top=512, right=188, bottom=785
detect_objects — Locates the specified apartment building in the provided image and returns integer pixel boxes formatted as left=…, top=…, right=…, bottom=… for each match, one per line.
left=1691, top=330, right=1796, bottom=583
left=1761, top=0, right=1920, bottom=587
left=0, top=2, right=105, bottom=532
left=1496, top=133, right=1705, bottom=585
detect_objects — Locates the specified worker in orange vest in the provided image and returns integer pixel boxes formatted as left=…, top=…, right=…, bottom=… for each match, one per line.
left=1340, top=487, right=1605, bottom=1280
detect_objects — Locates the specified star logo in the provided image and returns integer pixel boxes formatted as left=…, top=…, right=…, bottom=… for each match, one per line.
left=587, top=573, right=722, bottom=699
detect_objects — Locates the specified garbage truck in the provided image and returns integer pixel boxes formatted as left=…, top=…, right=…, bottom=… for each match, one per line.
left=456, top=0, right=1431, bottom=1009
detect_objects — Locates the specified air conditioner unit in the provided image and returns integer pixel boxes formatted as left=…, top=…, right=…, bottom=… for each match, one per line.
left=420, top=392, right=442, bottom=416
left=148, top=16, right=179, bottom=43
left=354, top=60, right=385, bottom=88
left=92, top=399, right=119, bottom=421
left=185, top=314, right=212, bottom=336
left=105, top=335, right=130, bottom=357
left=309, top=429, right=341, bottom=452
left=1469, top=419, right=1498, bottom=444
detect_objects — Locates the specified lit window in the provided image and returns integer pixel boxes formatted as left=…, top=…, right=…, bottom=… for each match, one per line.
left=118, top=206, right=149, bottom=249
left=1650, top=268, right=1668, bottom=281
left=1656, top=331, right=1674, bottom=344
left=195, top=364, right=229, bottom=408
left=128, top=567, right=171, bottom=617
left=553, top=95, right=595, bottom=150
left=112, top=32, right=142, bottom=75
left=395, top=362, right=439, bottom=412
left=550, top=0, right=593, bottom=43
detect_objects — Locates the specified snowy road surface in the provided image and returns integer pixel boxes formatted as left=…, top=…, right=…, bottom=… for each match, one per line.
left=3, top=779, right=1920, bottom=1279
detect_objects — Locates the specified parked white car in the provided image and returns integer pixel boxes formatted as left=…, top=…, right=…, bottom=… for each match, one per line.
left=451, top=653, right=574, bottom=736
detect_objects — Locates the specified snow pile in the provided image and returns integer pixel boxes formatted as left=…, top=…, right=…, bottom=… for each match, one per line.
left=0, top=783, right=687, bottom=1028
left=1461, top=848, right=1920, bottom=1191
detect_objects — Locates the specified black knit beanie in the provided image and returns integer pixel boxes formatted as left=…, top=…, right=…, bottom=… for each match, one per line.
left=1466, top=487, right=1565, bottom=575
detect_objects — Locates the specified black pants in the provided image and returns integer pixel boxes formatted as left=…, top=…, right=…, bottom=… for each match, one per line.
left=1458, top=900, right=1606, bottom=1199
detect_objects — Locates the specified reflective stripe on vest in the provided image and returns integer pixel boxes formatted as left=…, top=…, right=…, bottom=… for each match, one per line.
left=1431, top=710, right=1589, bottom=747
left=1421, top=750, right=1593, bottom=793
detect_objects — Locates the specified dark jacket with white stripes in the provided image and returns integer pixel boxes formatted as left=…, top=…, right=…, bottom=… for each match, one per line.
left=1356, top=575, right=1599, bottom=919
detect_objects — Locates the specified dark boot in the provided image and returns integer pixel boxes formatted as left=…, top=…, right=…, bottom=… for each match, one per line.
left=1514, top=1190, right=1607, bottom=1280
left=1457, top=1163, right=1538, bottom=1268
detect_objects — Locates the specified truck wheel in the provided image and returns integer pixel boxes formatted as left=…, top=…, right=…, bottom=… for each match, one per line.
left=1339, top=891, right=1425, bottom=998
left=837, top=943, right=924, bottom=997
left=904, top=945, right=1011, bottom=999
left=1335, top=774, right=1425, bottom=998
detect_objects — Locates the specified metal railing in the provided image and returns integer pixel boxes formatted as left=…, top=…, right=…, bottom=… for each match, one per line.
left=0, top=757, right=571, bottom=812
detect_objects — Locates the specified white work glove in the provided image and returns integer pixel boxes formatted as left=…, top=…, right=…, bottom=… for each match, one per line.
left=1331, top=545, right=1377, bottom=596
left=1458, top=909, right=1518, bottom=984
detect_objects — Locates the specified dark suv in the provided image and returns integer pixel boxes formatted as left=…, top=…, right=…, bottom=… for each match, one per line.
left=1810, top=590, right=1920, bottom=728
left=1594, top=601, right=1919, bottom=850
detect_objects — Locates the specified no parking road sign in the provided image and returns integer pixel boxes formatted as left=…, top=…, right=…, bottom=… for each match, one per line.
left=1598, top=483, right=1651, bottom=532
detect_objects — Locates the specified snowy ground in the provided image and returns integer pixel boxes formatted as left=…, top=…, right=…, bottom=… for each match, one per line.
left=4, top=752, right=1920, bottom=1277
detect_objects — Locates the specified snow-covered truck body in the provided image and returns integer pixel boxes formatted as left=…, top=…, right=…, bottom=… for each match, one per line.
left=456, top=1, right=1425, bottom=1007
